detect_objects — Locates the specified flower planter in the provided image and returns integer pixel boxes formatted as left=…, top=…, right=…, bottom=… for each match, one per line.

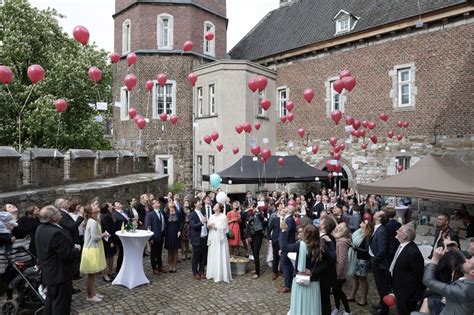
left=229, top=256, right=249, bottom=275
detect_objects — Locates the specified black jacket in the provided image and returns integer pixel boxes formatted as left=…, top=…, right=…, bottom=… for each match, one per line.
left=369, top=224, right=389, bottom=269
left=58, top=210, right=83, bottom=245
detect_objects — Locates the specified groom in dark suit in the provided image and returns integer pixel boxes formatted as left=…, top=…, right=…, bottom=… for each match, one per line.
left=189, top=198, right=208, bottom=280
left=35, top=205, right=80, bottom=315
left=145, top=199, right=167, bottom=274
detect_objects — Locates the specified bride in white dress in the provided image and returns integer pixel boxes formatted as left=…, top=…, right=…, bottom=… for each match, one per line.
left=206, top=203, right=232, bottom=283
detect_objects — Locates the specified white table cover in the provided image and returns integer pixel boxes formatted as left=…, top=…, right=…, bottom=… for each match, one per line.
left=112, top=230, right=154, bottom=289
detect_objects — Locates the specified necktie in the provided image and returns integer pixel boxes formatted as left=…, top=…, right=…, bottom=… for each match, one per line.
left=207, top=206, right=211, bottom=219
left=389, top=245, right=403, bottom=275
left=121, top=211, right=129, bottom=221
left=158, top=211, right=164, bottom=232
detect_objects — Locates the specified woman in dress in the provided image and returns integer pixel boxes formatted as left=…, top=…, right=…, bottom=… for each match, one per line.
left=165, top=203, right=183, bottom=273
left=180, top=199, right=191, bottom=261
left=206, top=203, right=232, bottom=283
left=227, top=201, right=241, bottom=256
left=332, top=222, right=352, bottom=315
left=99, top=202, right=116, bottom=282
left=80, top=203, right=108, bottom=302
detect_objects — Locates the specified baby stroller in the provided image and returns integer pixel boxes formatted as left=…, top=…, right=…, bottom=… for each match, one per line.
left=1, top=247, right=45, bottom=315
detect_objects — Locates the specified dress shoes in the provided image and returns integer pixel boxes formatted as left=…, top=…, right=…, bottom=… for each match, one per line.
left=158, top=267, right=166, bottom=273
left=200, top=273, right=205, bottom=279
left=193, top=274, right=201, bottom=280
left=153, top=269, right=161, bottom=275
left=277, top=286, right=291, bottom=293
left=272, top=273, right=278, bottom=280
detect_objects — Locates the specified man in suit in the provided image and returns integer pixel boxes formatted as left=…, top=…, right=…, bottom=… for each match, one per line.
left=389, top=223, right=425, bottom=315
left=145, top=199, right=167, bottom=274
left=243, top=191, right=256, bottom=209
left=313, top=194, right=330, bottom=219
left=35, top=205, right=80, bottom=315
left=278, top=205, right=296, bottom=293
left=347, top=204, right=362, bottom=232
left=202, top=195, right=214, bottom=221
left=189, top=198, right=208, bottom=280
left=369, top=210, right=390, bottom=315
left=267, top=202, right=284, bottom=280
left=112, top=201, right=132, bottom=273
left=384, top=207, right=401, bottom=291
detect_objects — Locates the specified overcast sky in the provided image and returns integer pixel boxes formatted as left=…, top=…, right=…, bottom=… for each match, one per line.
left=30, top=0, right=279, bottom=53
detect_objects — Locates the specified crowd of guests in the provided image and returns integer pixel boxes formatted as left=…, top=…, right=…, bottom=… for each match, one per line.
left=0, top=188, right=473, bottom=315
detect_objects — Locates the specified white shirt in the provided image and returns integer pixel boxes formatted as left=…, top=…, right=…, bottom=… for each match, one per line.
left=118, top=210, right=129, bottom=221
left=195, top=210, right=208, bottom=237
left=369, top=223, right=382, bottom=257
left=389, top=241, right=410, bottom=275
left=205, top=204, right=212, bottom=220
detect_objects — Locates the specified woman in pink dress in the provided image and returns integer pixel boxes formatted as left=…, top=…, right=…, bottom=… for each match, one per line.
left=227, top=201, right=241, bottom=256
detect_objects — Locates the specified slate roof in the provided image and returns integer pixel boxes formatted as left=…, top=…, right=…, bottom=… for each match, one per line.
left=229, top=0, right=469, bottom=61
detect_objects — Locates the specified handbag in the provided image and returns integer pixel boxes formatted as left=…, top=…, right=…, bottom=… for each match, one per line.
left=227, top=223, right=235, bottom=239
left=295, top=252, right=316, bottom=287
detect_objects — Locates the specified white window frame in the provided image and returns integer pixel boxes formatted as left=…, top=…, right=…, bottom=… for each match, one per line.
left=330, top=80, right=343, bottom=112
left=120, top=86, right=130, bottom=121
left=398, top=69, right=411, bottom=107
left=277, top=87, right=288, bottom=117
left=208, top=155, right=215, bottom=175
left=397, top=156, right=411, bottom=170
left=336, top=16, right=350, bottom=33
left=122, top=19, right=131, bottom=54
left=203, top=21, right=215, bottom=57
left=389, top=63, right=417, bottom=110
left=157, top=14, right=174, bottom=50
left=196, top=155, right=203, bottom=189
left=155, top=155, right=174, bottom=186
left=257, top=89, right=266, bottom=117
left=152, top=80, right=176, bottom=119
left=325, top=76, right=346, bottom=117
left=209, top=84, right=216, bottom=115
left=196, top=86, right=203, bottom=117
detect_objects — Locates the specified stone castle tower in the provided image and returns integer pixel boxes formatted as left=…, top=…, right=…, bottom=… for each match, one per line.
left=112, top=0, right=227, bottom=191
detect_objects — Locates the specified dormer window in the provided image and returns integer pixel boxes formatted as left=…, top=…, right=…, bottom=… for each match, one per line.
left=336, top=17, right=350, bottom=33
left=334, top=10, right=359, bottom=35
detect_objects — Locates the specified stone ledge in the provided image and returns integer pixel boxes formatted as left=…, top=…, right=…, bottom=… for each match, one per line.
left=0, top=146, right=21, bottom=158
left=68, top=149, right=96, bottom=159
left=117, top=150, right=134, bottom=157
left=97, top=150, right=119, bottom=159
left=24, top=148, right=64, bottom=159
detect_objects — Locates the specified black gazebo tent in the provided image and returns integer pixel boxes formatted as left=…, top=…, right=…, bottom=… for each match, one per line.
left=202, top=155, right=328, bottom=184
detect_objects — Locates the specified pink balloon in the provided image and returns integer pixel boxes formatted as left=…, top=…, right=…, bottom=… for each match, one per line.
left=388, top=130, right=394, bottom=138
left=261, top=148, right=271, bottom=161
left=370, top=135, right=378, bottom=144
left=402, top=121, right=410, bottom=128
left=156, top=73, right=168, bottom=87
left=383, top=294, right=397, bottom=308
left=379, top=113, right=389, bottom=121
left=128, top=107, right=137, bottom=119
left=204, top=32, right=214, bottom=41
left=277, top=157, right=285, bottom=166
left=111, top=53, right=120, bottom=64
left=345, top=115, right=354, bottom=125
left=133, top=114, right=142, bottom=122
left=204, top=135, right=212, bottom=144
left=27, top=64, right=45, bottom=84
left=303, top=88, right=314, bottom=103
left=136, top=117, right=147, bottom=129
left=124, top=74, right=137, bottom=91
left=351, top=130, right=359, bottom=138
left=54, top=99, right=68, bottom=113
left=235, top=124, right=243, bottom=134
left=160, top=113, right=168, bottom=122
left=248, top=78, right=258, bottom=92
left=339, top=143, right=346, bottom=151
left=397, top=165, right=404, bottom=173
left=211, top=131, right=219, bottom=141
left=312, top=146, right=319, bottom=154
left=397, top=120, right=403, bottom=128
left=287, top=113, right=294, bottom=122
left=339, top=69, right=351, bottom=79
left=285, top=101, right=295, bottom=112
left=183, top=41, right=193, bottom=52
left=72, top=25, right=89, bottom=46
left=352, top=119, right=361, bottom=130
left=342, top=76, right=356, bottom=91
left=397, top=134, right=404, bottom=141
left=329, top=137, right=337, bottom=147
left=170, top=115, right=179, bottom=125
left=260, top=98, right=271, bottom=111
left=361, top=143, right=367, bottom=150
left=280, top=115, right=287, bottom=123
left=127, top=53, right=137, bottom=67
left=368, top=121, right=376, bottom=130
left=331, top=110, right=342, bottom=125
left=359, top=129, right=366, bottom=137
left=243, top=122, right=252, bottom=133
left=187, top=73, right=198, bottom=86
left=256, top=76, right=268, bottom=91
left=333, top=79, right=344, bottom=94
left=362, top=120, right=369, bottom=128
left=288, top=199, right=297, bottom=207
left=233, top=147, right=239, bottom=155
left=0, top=66, right=13, bottom=84
left=297, top=128, right=305, bottom=138
left=334, top=145, right=341, bottom=154
left=251, top=145, right=261, bottom=156
left=254, top=122, right=261, bottom=130
left=216, top=143, right=223, bottom=152
left=88, top=67, right=102, bottom=83
left=145, top=80, right=154, bottom=91
left=363, top=212, right=372, bottom=221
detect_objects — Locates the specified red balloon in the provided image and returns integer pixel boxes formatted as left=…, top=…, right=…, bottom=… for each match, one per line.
left=402, top=121, right=410, bottom=128
left=133, top=114, right=142, bottom=122
left=312, top=146, right=319, bottom=154
left=187, top=73, right=198, bottom=86
left=351, top=130, right=359, bottom=137
left=261, top=148, right=271, bottom=161
left=383, top=294, right=396, bottom=308
left=397, top=164, right=404, bottom=172
left=303, top=88, right=314, bottom=103
left=248, top=78, right=258, bottom=92
left=370, top=135, right=378, bottom=144
left=339, top=69, right=351, bottom=79
left=211, top=131, right=219, bottom=141
left=341, top=76, right=356, bottom=91
left=27, top=64, right=45, bottom=84
left=329, top=137, right=337, bottom=147
left=183, top=40, right=193, bottom=52
left=243, top=122, right=252, bottom=133
left=256, top=76, right=268, bottom=91
left=277, top=157, right=285, bottom=166
left=0, top=66, right=13, bottom=84
left=204, top=32, right=214, bottom=41
left=260, top=98, right=271, bottom=111
left=388, top=130, right=394, bottom=138
left=254, top=122, right=261, bottom=130
left=333, top=79, right=344, bottom=94
left=88, top=67, right=102, bottom=83
left=170, top=115, right=179, bottom=125
left=345, top=115, right=354, bottom=125
left=333, top=152, right=341, bottom=160
left=334, top=145, right=341, bottom=154
left=156, top=73, right=168, bottom=87
left=363, top=213, right=372, bottom=221
left=136, top=117, right=147, bottom=129
left=216, top=143, right=223, bottom=152
left=127, top=53, right=137, bottom=67
left=54, top=99, right=68, bottom=113
left=111, top=53, right=120, bottom=64
left=397, top=134, right=404, bottom=141
left=280, top=115, right=287, bottom=123
left=368, top=121, right=376, bottom=130
left=233, top=147, right=239, bottom=155
left=359, top=129, right=366, bottom=137
left=235, top=124, right=243, bottom=134
left=204, top=135, right=212, bottom=144
left=160, top=113, right=168, bottom=122
left=128, top=107, right=137, bottom=119
left=251, top=145, right=261, bottom=156
left=331, top=110, right=342, bottom=125
left=285, top=101, right=295, bottom=112
left=325, top=160, right=332, bottom=171
left=361, top=142, right=368, bottom=150
left=288, top=199, right=297, bottom=207
left=145, top=80, right=154, bottom=91
left=352, top=119, right=361, bottom=130
left=72, top=25, right=89, bottom=45
left=340, top=143, right=346, bottom=151
left=297, top=128, right=305, bottom=138
left=379, top=113, right=389, bottom=121
left=124, top=74, right=137, bottom=91
left=287, top=112, right=295, bottom=122
left=397, top=120, right=403, bottom=128
left=362, top=120, right=369, bottom=128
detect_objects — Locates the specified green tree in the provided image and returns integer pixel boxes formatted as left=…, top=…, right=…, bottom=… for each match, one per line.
left=0, top=0, right=112, bottom=151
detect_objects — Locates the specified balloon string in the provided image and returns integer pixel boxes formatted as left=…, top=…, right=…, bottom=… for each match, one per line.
left=54, top=114, right=62, bottom=150
left=274, top=166, right=281, bottom=184
left=146, top=91, right=151, bottom=119
left=5, top=85, right=19, bottom=111
left=20, top=85, right=35, bottom=115
left=263, top=163, right=267, bottom=187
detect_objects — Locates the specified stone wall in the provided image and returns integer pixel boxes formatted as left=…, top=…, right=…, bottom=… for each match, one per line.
left=22, top=148, right=65, bottom=188
left=117, top=150, right=134, bottom=175
left=0, top=147, right=21, bottom=192
left=66, top=149, right=96, bottom=182
left=96, top=151, right=119, bottom=178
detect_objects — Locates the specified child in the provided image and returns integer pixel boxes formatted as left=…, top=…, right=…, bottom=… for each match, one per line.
left=0, top=209, right=18, bottom=251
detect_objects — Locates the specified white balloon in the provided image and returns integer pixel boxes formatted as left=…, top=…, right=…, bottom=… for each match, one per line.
left=216, top=191, right=227, bottom=205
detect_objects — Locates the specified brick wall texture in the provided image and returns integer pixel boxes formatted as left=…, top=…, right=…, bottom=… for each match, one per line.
left=69, top=160, right=96, bottom=182
left=29, top=159, right=64, bottom=187
left=97, top=159, right=118, bottom=178
left=0, top=158, right=20, bottom=192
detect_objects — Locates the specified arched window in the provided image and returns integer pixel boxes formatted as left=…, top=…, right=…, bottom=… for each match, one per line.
left=157, top=14, right=174, bottom=50
left=203, top=21, right=215, bottom=57
left=122, top=19, right=131, bottom=54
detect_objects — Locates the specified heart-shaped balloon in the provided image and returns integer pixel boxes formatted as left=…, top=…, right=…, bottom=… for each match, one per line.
left=243, top=122, right=252, bottom=133
left=333, top=79, right=344, bottom=94
left=297, top=128, right=305, bottom=138
left=345, top=115, right=354, bottom=125
left=339, top=143, right=346, bottom=151
left=397, top=120, right=403, bottom=128
left=361, top=143, right=368, bottom=150
left=303, top=88, right=314, bottom=103
left=331, top=110, right=342, bottom=125
left=334, top=145, right=341, bottom=154
left=88, top=67, right=102, bottom=83
left=402, top=121, right=410, bottom=128
left=204, top=135, right=212, bottom=144
left=235, top=124, right=243, bottom=134
left=251, top=145, right=261, bottom=156
left=127, top=53, right=137, bottom=67
left=170, top=115, right=179, bottom=125
left=204, top=32, right=214, bottom=41
left=379, top=113, right=389, bottom=121
left=136, top=117, right=146, bottom=129
left=397, top=134, right=404, bottom=141
left=54, top=99, right=68, bottom=113
left=278, top=157, right=285, bottom=166
left=145, top=80, right=154, bottom=91
left=287, top=113, right=294, bottom=122
left=312, top=146, right=319, bottom=154
left=124, top=73, right=137, bottom=91
left=111, top=53, right=120, bottom=64
left=359, top=129, right=366, bottom=137
left=285, top=101, right=295, bottom=112
left=368, top=121, right=376, bottom=130
left=339, top=70, right=351, bottom=79
left=254, top=122, right=261, bottom=130
left=362, top=120, right=369, bottom=128
left=233, top=147, right=239, bottom=155
left=351, top=130, right=359, bottom=137
left=211, top=131, right=219, bottom=141
left=248, top=78, right=258, bottom=92
left=183, top=40, right=194, bottom=52
left=160, top=113, right=168, bottom=122
left=280, top=115, right=287, bottom=123
left=341, top=76, right=356, bottom=91
left=352, top=119, right=361, bottom=130
left=260, top=98, right=271, bottom=111
left=216, top=143, right=223, bottom=152
left=397, top=165, right=404, bottom=172
left=370, top=135, right=378, bottom=144
left=388, top=130, right=394, bottom=138
left=156, top=73, right=168, bottom=87
left=329, top=137, right=337, bottom=147
left=261, top=148, right=271, bottom=161
left=256, top=76, right=268, bottom=91
left=187, top=73, right=198, bottom=86
left=128, top=107, right=137, bottom=119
